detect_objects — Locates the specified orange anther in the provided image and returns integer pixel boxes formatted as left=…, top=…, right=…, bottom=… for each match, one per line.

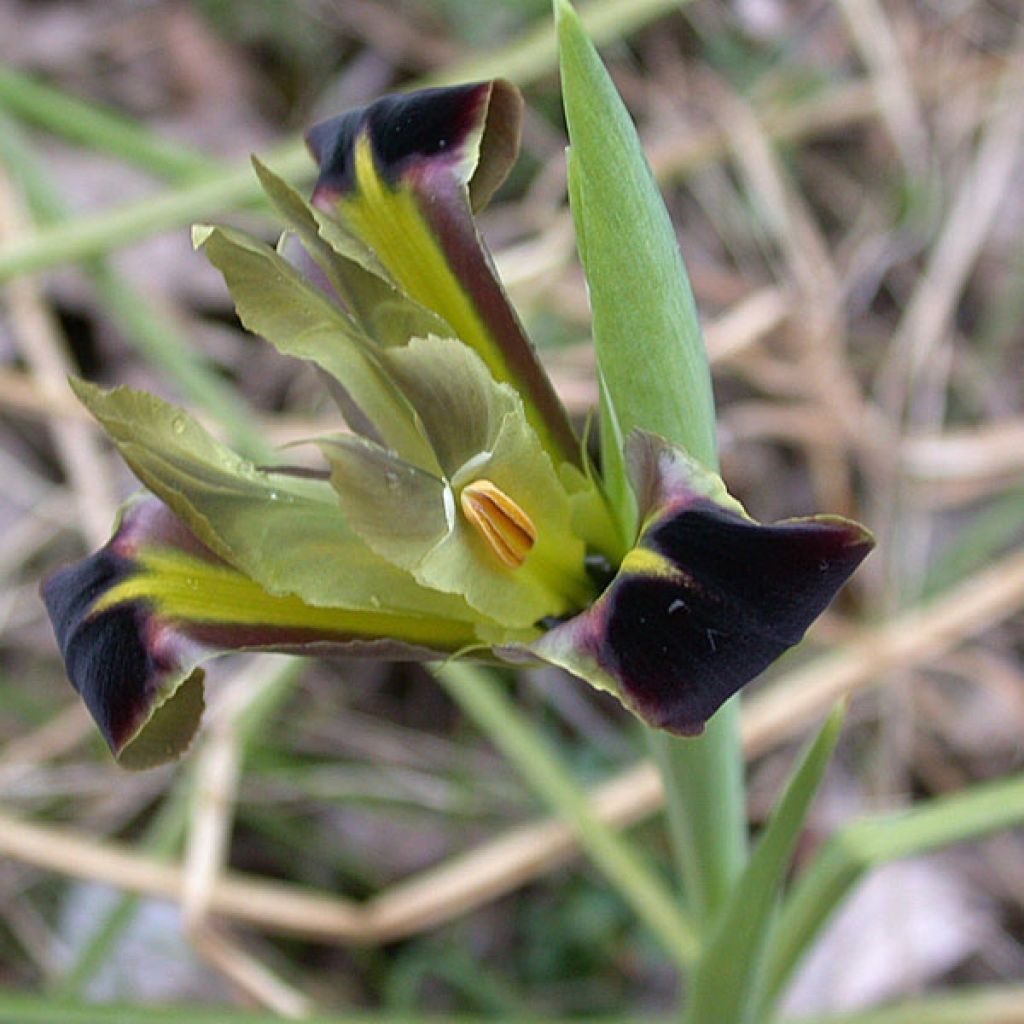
left=459, top=480, right=537, bottom=569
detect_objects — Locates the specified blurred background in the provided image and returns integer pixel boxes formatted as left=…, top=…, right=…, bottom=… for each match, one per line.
left=0, top=0, right=1023, bottom=1019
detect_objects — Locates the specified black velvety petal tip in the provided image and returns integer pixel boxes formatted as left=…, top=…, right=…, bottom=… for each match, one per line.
left=306, top=80, right=522, bottom=212
left=40, top=500, right=207, bottom=769
left=307, top=82, right=492, bottom=196
left=601, top=502, right=874, bottom=734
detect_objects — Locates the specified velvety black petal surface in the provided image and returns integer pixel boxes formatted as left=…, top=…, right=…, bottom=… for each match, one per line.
left=603, top=501, right=873, bottom=732
left=41, top=504, right=207, bottom=767
left=530, top=431, right=874, bottom=735
left=308, top=83, right=492, bottom=196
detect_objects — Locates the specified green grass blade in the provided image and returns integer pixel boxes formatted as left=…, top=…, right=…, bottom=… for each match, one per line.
left=0, top=136, right=309, bottom=282
left=0, top=0, right=687, bottom=284
left=785, top=985, right=1024, bottom=1024
left=761, top=771, right=1024, bottom=1012
left=0, top=109, right=267, bottom=457
left=682, top=706, right=844, bottom=1024
left=923, top=485, right=1024, bottom=597
left=556, top=0, right=715, bottom=476
left=52, top=780, right=191, bottom=997
left=0, top=66, right=216, bottom=181
left=433, top=662, right=699, bottom=968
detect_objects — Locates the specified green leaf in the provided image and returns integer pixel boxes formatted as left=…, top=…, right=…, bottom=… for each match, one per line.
left=682, top=704, right=845, bottom=1024
left=556, top=0, right=716, bottom=480
left=556, top=0, right=747, bottom=928
left=760, top=770, right=1024, bottom=1015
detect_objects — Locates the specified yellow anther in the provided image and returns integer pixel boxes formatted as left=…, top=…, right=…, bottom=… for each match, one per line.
left=459, top=479, right=537, bottom=569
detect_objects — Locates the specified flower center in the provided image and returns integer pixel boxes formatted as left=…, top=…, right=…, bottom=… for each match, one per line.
left=459, top=479, right=537, bottom=569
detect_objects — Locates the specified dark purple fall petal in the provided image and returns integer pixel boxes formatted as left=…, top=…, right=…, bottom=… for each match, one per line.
left=606, top=502, right=872, bottom=732
left=531, top=432, right=874, bottom=734
left=41, top=500, right=209, bottom=767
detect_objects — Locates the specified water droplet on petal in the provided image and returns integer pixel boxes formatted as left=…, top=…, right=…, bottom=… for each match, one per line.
left=369, top=595, right=381, bottom=608
left=171, top=416, right=186, bottom=435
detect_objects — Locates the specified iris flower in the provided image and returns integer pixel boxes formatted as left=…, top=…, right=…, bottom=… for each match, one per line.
left=42, top=81, right=873, bottom=769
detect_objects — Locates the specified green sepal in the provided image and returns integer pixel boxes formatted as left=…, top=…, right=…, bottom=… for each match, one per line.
left=70, top=378, right=482, bottom=623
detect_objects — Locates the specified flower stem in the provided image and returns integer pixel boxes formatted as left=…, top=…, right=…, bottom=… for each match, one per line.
left=647, top=703, right=747, bottom=927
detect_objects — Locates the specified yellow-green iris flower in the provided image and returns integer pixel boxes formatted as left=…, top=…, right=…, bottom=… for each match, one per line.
left=42, top=81, right=873, bottom=768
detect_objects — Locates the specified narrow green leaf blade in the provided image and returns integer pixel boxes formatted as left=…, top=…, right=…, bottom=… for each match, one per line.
left=555, top=0, right=716, bottom=477
left=761, top=770, right=1024, bottom=1013
left=682, top=704, right=845, bottom=1024
left=556, top=0, right=748, bottom=927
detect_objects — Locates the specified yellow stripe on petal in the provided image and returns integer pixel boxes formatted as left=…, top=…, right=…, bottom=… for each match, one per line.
left=618, top=546, right=680, bottom=579
left=348, top=136, right=492, bottom=357
left=98, top=548, right=481, bottom=650
left=339, top=134, right=577, bottom=466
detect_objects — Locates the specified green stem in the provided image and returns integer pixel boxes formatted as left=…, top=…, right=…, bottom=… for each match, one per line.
left=433, top=662, right=699, bottom=968
left=647, top=704, right=747, bottom=926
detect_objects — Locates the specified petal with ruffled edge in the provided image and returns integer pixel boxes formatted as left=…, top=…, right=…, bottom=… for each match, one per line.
left=41, top=497, right=487, bottom=769
left=195, top=224, right=438, bottom=473
left=305, top=80, right=580, bottom=468
left=524, top=431, right=874, bottom=734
